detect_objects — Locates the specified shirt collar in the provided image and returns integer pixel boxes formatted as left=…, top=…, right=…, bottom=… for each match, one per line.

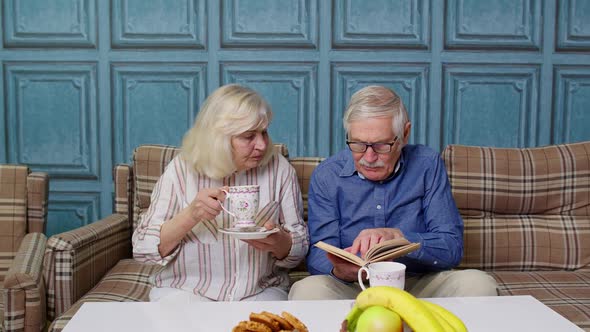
left=339, top=148, right=406, bottom=181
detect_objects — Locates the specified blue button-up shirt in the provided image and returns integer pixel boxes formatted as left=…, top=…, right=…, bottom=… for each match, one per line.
left=306, top=144, right=463, bottom=275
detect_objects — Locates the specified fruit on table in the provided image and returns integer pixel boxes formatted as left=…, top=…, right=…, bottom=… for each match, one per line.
left=355, top=305, right=402, bottom=332
left=419, top=299, right=467, bottom=332
left=344, top=286, right=467, bottom=332
left=354, top=286, right=445, bottom=331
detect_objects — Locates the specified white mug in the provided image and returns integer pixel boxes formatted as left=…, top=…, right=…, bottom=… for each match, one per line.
left=220, top=185, right=260, bottom=228
left=357, top=262, right=406, bottom=290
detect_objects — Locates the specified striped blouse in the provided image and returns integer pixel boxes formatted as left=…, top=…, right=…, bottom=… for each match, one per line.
left=132, top=152, right=309, bottom=301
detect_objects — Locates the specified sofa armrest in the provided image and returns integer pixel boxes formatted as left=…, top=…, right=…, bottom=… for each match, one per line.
left=3, top=232, right=47, bottom=332
left=43, top=214, right=131, bottom=320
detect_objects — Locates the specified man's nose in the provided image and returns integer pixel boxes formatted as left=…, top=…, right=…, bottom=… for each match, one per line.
left=363, top=147, right=378, bottom=162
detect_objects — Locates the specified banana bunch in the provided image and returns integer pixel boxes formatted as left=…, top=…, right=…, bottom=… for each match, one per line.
left=344, top=286, right=467, bottom=332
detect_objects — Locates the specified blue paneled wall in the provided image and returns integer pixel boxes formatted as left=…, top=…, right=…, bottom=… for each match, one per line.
left=1, top=0, right=589, bottom=235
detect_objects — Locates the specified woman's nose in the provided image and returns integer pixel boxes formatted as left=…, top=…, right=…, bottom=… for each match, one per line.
left=254, top=133, right=267, bottom=150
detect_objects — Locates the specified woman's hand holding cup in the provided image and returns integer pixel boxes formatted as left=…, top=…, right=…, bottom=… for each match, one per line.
left=188, top=187, right=227, bottom=224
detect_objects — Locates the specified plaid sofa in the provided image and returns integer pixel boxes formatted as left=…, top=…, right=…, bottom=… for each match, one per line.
left=0, top=165, right=49, bottom=332
left=44, top=141, right=590, bottom=331
left=442, top=141, right=590, bottom=331
left=44, top=144, right=323, bottom=332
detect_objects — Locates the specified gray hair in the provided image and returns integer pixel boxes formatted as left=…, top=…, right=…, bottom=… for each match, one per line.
left=181, top=84, right=274, bottom=179
left=343, top=85, right=409, bottom=139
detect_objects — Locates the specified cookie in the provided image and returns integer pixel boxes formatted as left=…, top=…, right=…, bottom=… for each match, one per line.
left=281, top=311, right=308, bottom=332
left=260, top=311, right=294, bottom=330
left=231, top=322, right=249, bottom=332
left=250, top=312, right=280, bottom=332
left=234, top=320, right=272, bottom=332
left=245, top=320, right=273, bottom=332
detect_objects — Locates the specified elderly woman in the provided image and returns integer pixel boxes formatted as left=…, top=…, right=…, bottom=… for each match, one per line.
left=132, top=84, right=309, bottom=302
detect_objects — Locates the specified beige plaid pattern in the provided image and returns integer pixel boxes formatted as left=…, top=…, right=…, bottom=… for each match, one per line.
left=284, top=157, right=323, bottom=275
left=442, top=142, right=590, bottom=271
left=443, top=141, right=590, bottom=330
left=132, top=145, right=181, bottom=230
left=443, top=142, right=590, bottom=216
left=47, top=259, right=162, bottom=332
left=0, top=165, right=28, bottom=284
left=26, top=172, right=49, bottom=235
left=3, top=233, right=47, bottom=332
left=43, top=214, right=131, bottom=321
left=0, top=164, right=49, bottom=332
left=491, top=270, right=590, bottom=330
left=289, top=157, right=324, bottom=222
left=113, top=165, right=133, bottom=221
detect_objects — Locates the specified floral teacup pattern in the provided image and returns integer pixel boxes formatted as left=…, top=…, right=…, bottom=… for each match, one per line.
left=221, top=185, right=259, bottom=228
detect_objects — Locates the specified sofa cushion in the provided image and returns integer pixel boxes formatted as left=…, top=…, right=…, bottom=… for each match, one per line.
left=491, top=270, right=590, bottom=330
left=47, top=259, right=163, bottom=332
left=442, top=141, right=590, bottom=215
left=443, top=142, right=590, bottom=271
left=461, top=214, right=590, bottom=271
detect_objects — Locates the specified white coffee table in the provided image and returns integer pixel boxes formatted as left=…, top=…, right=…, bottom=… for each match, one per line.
left=62, top=295, right=582, bottom=331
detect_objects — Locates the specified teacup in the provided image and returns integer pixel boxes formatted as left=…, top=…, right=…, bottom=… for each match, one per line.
left=220, top=185, right=260, bottom=228
left=357, top=262, right=406, bottom=290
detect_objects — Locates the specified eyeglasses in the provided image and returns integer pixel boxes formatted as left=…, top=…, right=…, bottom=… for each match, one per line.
left=346, top=136, right=399, bottom=154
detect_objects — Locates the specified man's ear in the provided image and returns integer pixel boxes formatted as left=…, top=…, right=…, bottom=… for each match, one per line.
left=403, top=122, right=412, bottom=144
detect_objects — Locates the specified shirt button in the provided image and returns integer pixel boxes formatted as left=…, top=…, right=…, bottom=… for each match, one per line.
left=377, top=205, right=382, bottom=210
left=433, top=261, right=438, bottom=265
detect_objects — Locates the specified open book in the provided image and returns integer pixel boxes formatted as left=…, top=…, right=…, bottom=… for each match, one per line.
left=314, top=238, right=420, bottom=267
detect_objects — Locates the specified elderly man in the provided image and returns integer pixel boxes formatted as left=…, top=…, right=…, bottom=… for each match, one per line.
left=289, top=85, right=497, bottom=300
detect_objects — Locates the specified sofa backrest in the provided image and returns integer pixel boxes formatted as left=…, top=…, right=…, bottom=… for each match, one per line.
left=442, top=141, right=590, bottom=271
left=130, top=144, right=290, bottom=229
left=0, top=165, right=28, bottom=284
left=0, top=165, right=49, bottom=283
left=289, top=157, right=324, bottom=221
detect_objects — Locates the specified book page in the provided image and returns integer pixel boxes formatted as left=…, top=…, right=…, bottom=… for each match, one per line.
left=365, top=237, right=411, bottom=261
left=314, top=241, right=365, bottom=266
left=366, top=242, right=421, bottom=263
left=314, top=239, right=421, bottom=267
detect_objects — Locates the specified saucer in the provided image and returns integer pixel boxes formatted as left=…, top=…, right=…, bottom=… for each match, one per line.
left=218, top=227, right=279, bottom=240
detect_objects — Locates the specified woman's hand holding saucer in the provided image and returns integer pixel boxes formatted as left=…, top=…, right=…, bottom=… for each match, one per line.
left=243, top=221, right=292, bottom=259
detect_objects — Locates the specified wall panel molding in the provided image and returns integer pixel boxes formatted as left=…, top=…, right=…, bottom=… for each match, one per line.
left=332, top=63, right=429, bottom=153
left=222, top=62, right=318, bottom=155
left=4, top=62, right=99, bottom=179
left=443, top=65, right=540, bottom=147
left=3, top=0, right=97, bottom=48
left=445, top=0, right=541, bottom=50
left=1, top=0, right=590, bottom=235
left=111, top=63, right=206, bottom=163
left=46, top=192, right=99, bottom=236
left=333, top=0, right=429, bottom=49
left=557, top=0, right=590, bottom=51
left=112, top=0, right=206, bottom=48
left=553, top=66, right=590, bottom=143
left=222, top=0, right=318, bottom=48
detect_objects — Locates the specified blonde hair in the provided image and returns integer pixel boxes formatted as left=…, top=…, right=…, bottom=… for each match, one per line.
left=181, top=84, right=274, bottom=179
left=343, top=85, right=409, bottom=142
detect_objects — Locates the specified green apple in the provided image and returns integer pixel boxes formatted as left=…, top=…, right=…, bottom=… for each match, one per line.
left=355, top=305, right=403, bottom=332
